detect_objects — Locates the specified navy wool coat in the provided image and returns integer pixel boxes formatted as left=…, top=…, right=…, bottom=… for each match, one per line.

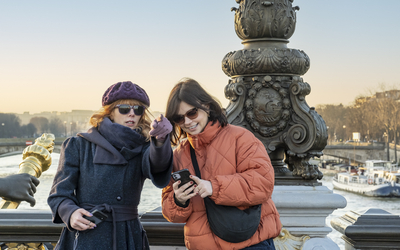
left=48, top=121, right=173, bottom=250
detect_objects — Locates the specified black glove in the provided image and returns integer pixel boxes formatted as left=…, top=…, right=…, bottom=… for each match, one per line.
left=0, top=173, right=40, bottom=207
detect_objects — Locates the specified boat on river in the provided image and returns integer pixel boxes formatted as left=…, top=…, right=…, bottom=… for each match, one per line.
left=332, top=160, right=400, bottom=197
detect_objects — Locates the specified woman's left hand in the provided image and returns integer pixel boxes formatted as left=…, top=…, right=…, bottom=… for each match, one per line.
left=191, top=176, right=213, bottom=198
left=149, top=114, right=172, bottom=143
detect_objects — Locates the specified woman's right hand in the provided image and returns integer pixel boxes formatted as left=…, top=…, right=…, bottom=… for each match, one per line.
left=70, top=208, right=96, bottom=231
left=173, top=180, right=197, bottom=205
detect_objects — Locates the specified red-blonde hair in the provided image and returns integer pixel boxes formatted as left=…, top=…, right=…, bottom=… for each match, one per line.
left=89, top=99, right=152, bottom=140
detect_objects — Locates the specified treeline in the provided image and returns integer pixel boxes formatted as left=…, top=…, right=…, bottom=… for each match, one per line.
left=0, top=113, right=77, bottom=138
left=315, top=91, right=400, bottom=144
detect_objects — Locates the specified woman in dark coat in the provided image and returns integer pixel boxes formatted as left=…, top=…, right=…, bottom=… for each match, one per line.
left=48, top=81, right=173, bottom=250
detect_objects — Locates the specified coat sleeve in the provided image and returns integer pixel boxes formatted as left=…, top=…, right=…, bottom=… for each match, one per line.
left=209, top=130, right=275, bottom=207
left=47, top=137, right=81, bottom=229
left=161, top=150, right=193, bottom=223
left=142, top=134, right=173, bottom=188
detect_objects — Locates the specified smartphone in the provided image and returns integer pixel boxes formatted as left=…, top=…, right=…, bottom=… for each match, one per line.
left=171, top=169, right=195, bottom=192
left=83, top=209, right=108, bottom=225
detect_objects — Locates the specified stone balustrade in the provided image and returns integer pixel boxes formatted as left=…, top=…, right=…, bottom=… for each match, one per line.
left=0, top=207, right=185, bottom=250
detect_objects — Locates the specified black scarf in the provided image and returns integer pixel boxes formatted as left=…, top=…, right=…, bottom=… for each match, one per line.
left=79, top=117, right=149, bottom=165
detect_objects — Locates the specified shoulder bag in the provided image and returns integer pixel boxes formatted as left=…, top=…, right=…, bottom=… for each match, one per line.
left=189, top=145, right=261, bottom=243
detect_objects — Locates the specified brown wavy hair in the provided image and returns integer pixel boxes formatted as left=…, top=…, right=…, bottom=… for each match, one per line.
left=89, top=99, right=152, bottom=140
left=165, top=78, right=228, bottom=146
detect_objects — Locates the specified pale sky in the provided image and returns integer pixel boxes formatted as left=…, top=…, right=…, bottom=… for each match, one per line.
left=1, top=1, right=399, bottom=114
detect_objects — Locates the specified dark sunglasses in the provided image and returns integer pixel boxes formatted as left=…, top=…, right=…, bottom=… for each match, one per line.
left=172, top=107, right=199, bottom=124
left=115, top=104, right=145, bottom=116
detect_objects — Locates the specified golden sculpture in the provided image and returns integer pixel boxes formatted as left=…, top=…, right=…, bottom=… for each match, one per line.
left=0, top=133, right=55, bottom=209
left=273, top=228, right=311, bottom=250
left=5, top=242, right=46, bottom=250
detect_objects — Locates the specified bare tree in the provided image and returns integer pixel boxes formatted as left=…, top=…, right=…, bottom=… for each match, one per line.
left=29, top=117, right=49, bottom=135
left=315, top=104, right=348, bottom=142
left=365, top=84, right=400, bottom=161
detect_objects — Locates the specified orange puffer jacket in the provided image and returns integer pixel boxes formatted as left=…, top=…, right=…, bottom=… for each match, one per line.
left=162, top=122, right=282, bottom=250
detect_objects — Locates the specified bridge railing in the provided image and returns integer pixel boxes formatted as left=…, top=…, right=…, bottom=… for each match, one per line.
left=0, top=207, right=185, bottom=250
left=327, top=141, right=385, bottom=147
left=0, top=134, right=185, bottom=249
left=0, top=139, right=63, bottom=156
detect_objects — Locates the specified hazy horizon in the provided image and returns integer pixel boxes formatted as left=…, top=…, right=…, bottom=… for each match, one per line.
left=1, top=0, right=399, bottom=114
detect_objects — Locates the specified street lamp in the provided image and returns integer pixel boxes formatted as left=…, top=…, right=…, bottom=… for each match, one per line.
left=327, top=126, right=330, bottom=143
left=1, top=123, right=4, bottom=138
left=383, top=132, right=389, bottom=161
left=343, top=125, right=346, bottom=141
left=64, top=121, right=67, bottom=137
left=70, top=122, right=73, bottom=137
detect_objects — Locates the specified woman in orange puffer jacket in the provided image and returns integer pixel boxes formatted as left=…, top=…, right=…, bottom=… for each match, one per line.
left=162, top=78, right=282, bottom=250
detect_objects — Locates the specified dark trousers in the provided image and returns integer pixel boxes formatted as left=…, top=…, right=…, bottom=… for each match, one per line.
left=240, top=238, right=276, bottom=250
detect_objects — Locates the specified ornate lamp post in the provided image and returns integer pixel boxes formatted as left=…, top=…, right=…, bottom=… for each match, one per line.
left=224, top=0, right=327, bottom=184
left=222, top=3, right=345, bottom=247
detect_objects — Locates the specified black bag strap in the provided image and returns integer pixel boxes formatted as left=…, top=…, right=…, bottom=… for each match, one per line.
left=189, top=144, right=201, bottom=179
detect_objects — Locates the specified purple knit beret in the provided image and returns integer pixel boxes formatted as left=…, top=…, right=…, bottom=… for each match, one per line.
left=102, top=81, right=150, bottom=107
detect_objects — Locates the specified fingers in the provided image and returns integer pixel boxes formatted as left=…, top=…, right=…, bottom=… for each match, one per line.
left=76, top=220, right=93, bottom=231
left=176, top=189, right=197, bottom=204
left=172, top=180, right=194, bottom=192
left=172, top=180, right=181, bottom=190
left=79, top=217, right=96, bottom=230
left=30, top=176, right=40, bottom=186
left=83, top=220, right=96, bottom=230
left=157, top=114, right=164, bottom=122
left=81, top=209, right=93, bottom=220
left=197, top=188, right=209, bottom=198
left=193, top=179, right=213, bottom=198
left=27, top=196, right=36, bottom=207
left=30, top=181, right=37, bottom=194
left=173, top=180, right=197, bottom=204
left=189, top=175, right=201, bottom=185
left=150, top=119, right=159, bottom=131
left=149, top=115, right=172, bottom=139
left=87, top=221, right=95, bottom=229
left=183, top=190, right=197, bottom=200
left=28, top=188, right=34, bottom=197
left=71, top=209, right=96, bottom=231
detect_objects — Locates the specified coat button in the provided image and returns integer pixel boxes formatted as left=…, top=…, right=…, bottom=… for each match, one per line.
left=116, top=196, right=122, bottom=201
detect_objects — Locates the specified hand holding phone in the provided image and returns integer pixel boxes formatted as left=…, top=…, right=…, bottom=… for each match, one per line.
left=83, top=209, right=108, bottom=225
left=171, top=169, right=195, bottom=192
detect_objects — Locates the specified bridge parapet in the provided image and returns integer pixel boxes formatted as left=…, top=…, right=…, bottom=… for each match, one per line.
left=323, top=142, right=400, bottom=164
left=0, top=208, right=186, bottom=250
left=0, top=141, right=63, bottom=156
left=323, top=144, right=387, bottom=164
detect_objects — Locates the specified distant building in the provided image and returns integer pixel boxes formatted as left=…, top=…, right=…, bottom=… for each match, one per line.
left=374, top=90, right=400, bottom=100
left=16, top=109, right=164, bottom=134
left=355, top=90, right=400, bottom=107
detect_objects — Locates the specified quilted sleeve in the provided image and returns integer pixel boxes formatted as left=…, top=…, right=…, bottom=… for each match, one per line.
left=209, top=129, right=275, bottom=207
left=161, top=150, right=193, bottom=223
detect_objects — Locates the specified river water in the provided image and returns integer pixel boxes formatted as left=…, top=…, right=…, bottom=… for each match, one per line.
left=1, top=153, right=399, bottom=249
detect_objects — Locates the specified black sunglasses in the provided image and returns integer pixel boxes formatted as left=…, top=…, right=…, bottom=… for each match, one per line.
left=172, top=107, right=199, bottom=124
left=115, top=104, right=145, bottom=116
